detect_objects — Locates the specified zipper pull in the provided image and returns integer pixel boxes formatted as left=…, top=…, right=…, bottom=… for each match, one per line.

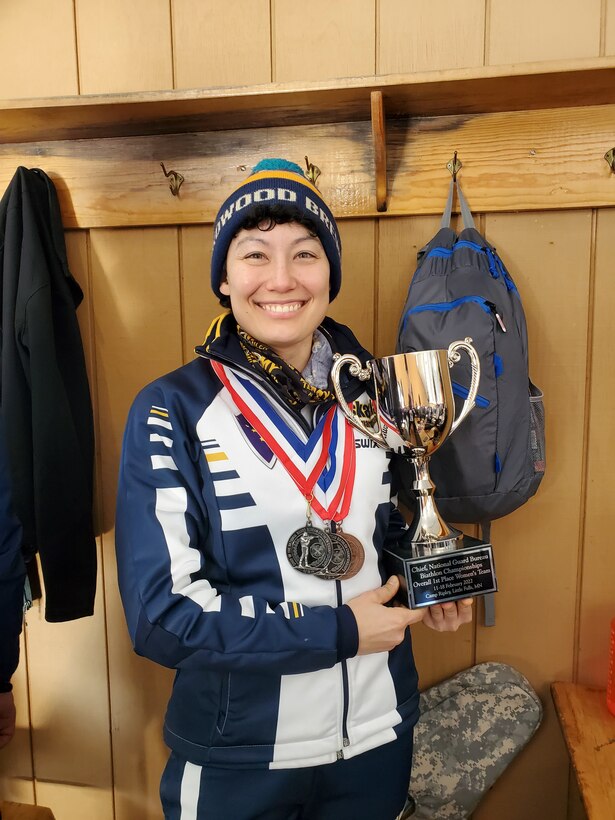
left=23, top=576, right=33, bottom=614
left=486, top=301, right=507, bottom=332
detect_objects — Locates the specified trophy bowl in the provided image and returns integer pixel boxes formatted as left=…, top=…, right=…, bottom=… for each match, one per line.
left=331, top=339, right=497, bottom=609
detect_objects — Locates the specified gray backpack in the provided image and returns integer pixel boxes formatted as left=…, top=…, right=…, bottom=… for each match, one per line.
left=395, top=179, right=545, bottom=526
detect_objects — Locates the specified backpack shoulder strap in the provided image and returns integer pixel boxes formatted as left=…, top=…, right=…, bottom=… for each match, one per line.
left=441, top=178, right=475, bottom=230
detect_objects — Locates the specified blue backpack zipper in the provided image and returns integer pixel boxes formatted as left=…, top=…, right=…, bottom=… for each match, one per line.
left=452, top=380, right=489, bottom=408
left=402, top=295, right=500, bottom=411
left=402, top=295, right=506, bottom=333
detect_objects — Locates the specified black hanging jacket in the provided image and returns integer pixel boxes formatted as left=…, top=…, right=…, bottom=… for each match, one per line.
left=0, top=167, right=96, bottom=622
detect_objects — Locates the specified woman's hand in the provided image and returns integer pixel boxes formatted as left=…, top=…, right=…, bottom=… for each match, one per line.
left=422, top=598, right=474, bottom=632
left=347, top=576, right=425, bottom=655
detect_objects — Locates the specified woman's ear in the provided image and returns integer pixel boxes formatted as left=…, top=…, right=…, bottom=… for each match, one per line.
left=219, top=262, right=231, bottom=296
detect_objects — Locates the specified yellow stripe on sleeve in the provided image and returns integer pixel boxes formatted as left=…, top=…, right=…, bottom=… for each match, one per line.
left=205, top=452, right=228, bottom=462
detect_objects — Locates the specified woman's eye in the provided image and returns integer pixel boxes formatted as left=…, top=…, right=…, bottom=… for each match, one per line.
left=296, top=251, right=316, bottom=259
left=245, top=251, right=266, bottom=260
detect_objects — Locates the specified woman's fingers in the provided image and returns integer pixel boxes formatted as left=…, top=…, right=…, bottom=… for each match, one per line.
left=423, top=598, right=474, bottom=632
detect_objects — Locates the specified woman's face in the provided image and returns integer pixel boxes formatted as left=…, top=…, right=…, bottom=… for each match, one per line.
left=221, top=221, right=331, bottom=372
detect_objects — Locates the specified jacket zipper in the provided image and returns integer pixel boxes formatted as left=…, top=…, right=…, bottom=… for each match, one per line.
left=335, top=576, right=350, bottom=759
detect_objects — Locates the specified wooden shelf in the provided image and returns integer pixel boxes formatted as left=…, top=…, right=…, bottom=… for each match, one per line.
left=1, top=57, right=615, bottom=144
left=551, top=682, right=615, bottom=820
left=0, top=57, right=613, bottom=227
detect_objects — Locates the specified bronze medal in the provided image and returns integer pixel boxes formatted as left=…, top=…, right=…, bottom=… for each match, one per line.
left=286, top=526, right=333, bottom=575
left=337, top=532, right=365, bottom=580
left=316, top=531, right=352, bottom=580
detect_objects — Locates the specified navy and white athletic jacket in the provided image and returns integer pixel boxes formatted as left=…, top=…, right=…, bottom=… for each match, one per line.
left=115, top=315, right=419, bottom=769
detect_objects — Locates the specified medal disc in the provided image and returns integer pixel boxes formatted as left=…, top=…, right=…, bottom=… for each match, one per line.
left=316, top=531, right=352, bottom=580
left=337, top=532, right=365, bottom=580
left=287, top=526, right=333, bottom=575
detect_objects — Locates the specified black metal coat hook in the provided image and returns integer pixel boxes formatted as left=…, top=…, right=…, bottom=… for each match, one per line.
left=160, top=162, right=185, bottom=196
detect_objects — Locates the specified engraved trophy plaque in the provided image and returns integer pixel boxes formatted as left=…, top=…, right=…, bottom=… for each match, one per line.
left=331, top=339, right=497, bottom=609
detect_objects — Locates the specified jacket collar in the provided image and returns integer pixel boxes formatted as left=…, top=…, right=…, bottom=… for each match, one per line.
left=195, top=312, right=374, bottom=405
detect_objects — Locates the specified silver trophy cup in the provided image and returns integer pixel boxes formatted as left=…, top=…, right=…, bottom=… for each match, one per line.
left=331, top=338, right=497, bottom=608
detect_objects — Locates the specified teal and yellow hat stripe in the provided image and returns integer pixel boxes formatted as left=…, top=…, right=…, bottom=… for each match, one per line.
left=229, top=169, right=322, bottom=199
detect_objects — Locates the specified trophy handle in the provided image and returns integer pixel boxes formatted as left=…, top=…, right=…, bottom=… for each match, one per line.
left=447, top=337, right=481, bottom=435
left=330, top=354, right=387, bottom=447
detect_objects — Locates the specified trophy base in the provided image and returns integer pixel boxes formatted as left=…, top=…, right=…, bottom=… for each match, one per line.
left=383, top=534, right=497, bottom=609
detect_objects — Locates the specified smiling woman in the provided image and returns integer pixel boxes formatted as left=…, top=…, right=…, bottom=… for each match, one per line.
left=221, top=222, right=331, bottom=371
left=114, top=158, right=473, bottom=820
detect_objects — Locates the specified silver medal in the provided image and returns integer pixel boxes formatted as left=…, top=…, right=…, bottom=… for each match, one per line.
left=286, top=526, right=333, bottom=575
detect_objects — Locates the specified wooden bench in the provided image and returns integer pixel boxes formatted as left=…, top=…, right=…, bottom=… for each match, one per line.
left=0, top=802, right=55, bottom=820
left=551, top=682, right=615, bottom=819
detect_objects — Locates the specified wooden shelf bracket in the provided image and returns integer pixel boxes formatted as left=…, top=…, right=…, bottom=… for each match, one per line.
left=370, top=90, right=388, bottom=212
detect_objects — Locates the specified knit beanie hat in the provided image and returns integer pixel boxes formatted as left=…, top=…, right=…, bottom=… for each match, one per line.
left=211, top=158, right=342, bottom=301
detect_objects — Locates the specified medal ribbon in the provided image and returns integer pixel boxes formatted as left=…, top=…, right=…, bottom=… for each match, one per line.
left=212, top=361, right=356, bottom=522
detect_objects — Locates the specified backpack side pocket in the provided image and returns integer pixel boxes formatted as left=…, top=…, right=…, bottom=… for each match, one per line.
left=528, top=381, right=545, bottom=478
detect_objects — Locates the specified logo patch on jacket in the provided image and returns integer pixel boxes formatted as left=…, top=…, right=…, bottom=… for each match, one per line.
left=234, top=413, right=276, bottom=468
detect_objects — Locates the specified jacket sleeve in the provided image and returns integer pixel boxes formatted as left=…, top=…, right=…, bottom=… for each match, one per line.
left=115, top=384, right=358, bottom=676
left=0, top=419, right=26, bottom=692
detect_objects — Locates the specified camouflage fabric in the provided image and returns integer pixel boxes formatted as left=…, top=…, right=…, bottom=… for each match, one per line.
left=396, top=662, right=542, bottom=819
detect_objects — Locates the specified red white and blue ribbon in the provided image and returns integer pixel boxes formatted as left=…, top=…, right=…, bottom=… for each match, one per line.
left=212, top=361, right=356, bottom=522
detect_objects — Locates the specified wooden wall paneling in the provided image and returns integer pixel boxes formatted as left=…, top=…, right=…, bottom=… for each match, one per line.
left=487, top=0, right=602, bottom=64
left=75, top=0, right=174, bottom=95
left=472, top=211, right=593, bottom=820
left=180, top=225, right=221, bottom=363
left=0, top=0, right=78, bottom=98
left=327, top=219, right=376, bottom=354
left=376, top=215, right=476, bottom=688
left=31, top=784, right=113, bottom=819
left=3, top=104, right=613, bottom=230
left=90, top=228, right=183, bottom=819
left=607, top=0, right=615, bottom=55
left=0, top=121, right=378, bottom=227
left=577, top=209, right=615, bottom=688
left=172, top=0, right=271, bottom=89
left=385, top=106, right=615, bottom=217
left=272, top=0, right=376, bottom=82
left=377, top=0, right=485, bottom=74
left=27, top=591, right=114, bottom=813
left=0, top=635, right=34, bottom=802
left=22, top=232, right=113, bottom=820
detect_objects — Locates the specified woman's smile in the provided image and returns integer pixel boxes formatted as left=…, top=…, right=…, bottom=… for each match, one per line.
left=220, top=222, right=331, bottom=371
